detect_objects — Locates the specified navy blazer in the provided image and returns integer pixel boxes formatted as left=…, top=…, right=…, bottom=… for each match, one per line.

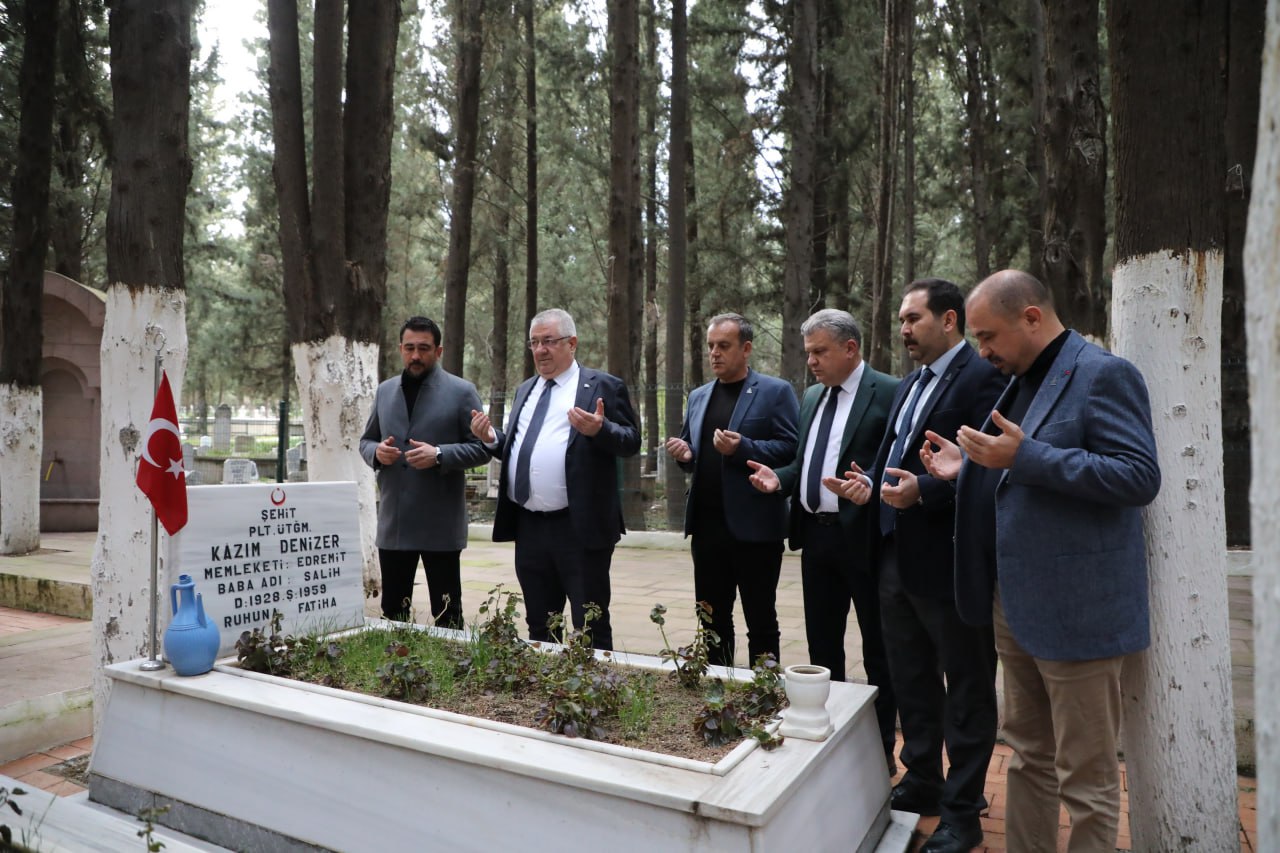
left=489, top=364, right=641, bottom=550
left=677, top=368, right=800, bottom=542
left=775, top=365, right=899, bottom=551
left=868, top=344, right=1005, bottom=599
left=954, top=332, right=1161, bottom=661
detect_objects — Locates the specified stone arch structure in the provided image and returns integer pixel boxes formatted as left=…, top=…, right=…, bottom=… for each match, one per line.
left=40, top=271, right=105, bottom=530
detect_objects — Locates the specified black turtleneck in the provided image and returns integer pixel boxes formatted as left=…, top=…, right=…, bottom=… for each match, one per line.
left=401, top=368, right=428, bottom=416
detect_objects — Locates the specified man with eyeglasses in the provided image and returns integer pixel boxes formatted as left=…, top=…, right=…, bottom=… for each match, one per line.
left=470, top=308, right=640, bottom=649
left=360, top=316, right=492, bottom=626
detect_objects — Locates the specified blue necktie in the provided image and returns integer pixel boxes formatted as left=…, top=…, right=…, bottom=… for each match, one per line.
left=513, top=379, right=555, bottom=505
left=881, top=367, right=934, bottom=534
left=805, top=386, right=841, bottom=513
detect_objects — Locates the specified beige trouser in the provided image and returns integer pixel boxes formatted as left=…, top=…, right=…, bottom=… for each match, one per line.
left=993, top=595, right=1126, bottom=853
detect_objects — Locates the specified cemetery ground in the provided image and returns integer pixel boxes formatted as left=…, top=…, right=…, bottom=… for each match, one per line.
left=0, top=530, right=1261, bottom=851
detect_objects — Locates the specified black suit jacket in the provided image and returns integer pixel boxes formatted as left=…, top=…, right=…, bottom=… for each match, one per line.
left=870, top=344, right=1004, bottom=599
left=775, top=365, right=898, bottom=551
left=489, top=364, right=641, bottom=550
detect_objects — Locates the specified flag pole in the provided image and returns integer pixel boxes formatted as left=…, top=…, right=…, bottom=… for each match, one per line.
left=140, top=351, right=166, bottom=672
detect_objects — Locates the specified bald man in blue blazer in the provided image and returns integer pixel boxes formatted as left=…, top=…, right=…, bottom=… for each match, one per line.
left=924, top=270, right=1161, bottom=853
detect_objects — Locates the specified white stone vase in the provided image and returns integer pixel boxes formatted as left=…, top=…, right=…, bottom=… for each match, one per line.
left=778, top=664, right=834, bottom=741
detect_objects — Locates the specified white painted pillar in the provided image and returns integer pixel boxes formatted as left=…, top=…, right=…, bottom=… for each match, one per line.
left=291, top=337, right=379, bottom=598
left=1246, top=2, right=1280, bottom=842
left=1112, top=251, right=1238, bottom=850
left=91, top=285, right=187, bottom=733
left=0, top=386, right=42, bottom=554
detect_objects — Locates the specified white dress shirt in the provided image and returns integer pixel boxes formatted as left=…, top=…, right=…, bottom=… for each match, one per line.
left=801, top=361, right=865, bottom=514
left=506, top=361, right=580, bottom=511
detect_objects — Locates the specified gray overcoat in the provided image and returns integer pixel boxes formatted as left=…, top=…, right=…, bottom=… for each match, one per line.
left=359, top=368, right=491, bottom=551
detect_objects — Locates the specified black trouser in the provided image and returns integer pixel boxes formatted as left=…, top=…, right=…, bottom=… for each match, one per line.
left=378, top=548, right=464, bottom=628
left=799, top=512, right=897, bottom=765
left=513, top=508, right=615, bottom=650
left=690, top=526, right=783, bottom=668
left=879, top=536, right=998, bottom=829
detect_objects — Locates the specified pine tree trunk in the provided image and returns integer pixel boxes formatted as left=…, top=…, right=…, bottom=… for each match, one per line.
left=1245, top=7, right=1280, bottom=845
left=1223, top=0, right=1265, bottom=548
left=490, top=31, right=518, bottom=431
left=443, top=0, right=485, bottom=377
left=606, top=0, right=645, bottom=531
left=1, top=0, right=58, bottom=555
left=523, top=0, right=538, bottom=379
left=643, top=0, right=659, bottom=475
left=664, top=0, right=690, bottom=528
left=1040, top=0, right=1106, bottom=337
left=781, top=0, right=819, bottom=390
left=869, top=0, right=901, bottom=373
left=267, top=0, right=397, bottom=598
left=94, top=0, right=192, bottom=732
left=1110, top=2, right=1237, bottom=847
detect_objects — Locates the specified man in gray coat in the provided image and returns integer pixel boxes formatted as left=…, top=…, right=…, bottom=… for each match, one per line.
left=360, top=316, right=491, bottom=626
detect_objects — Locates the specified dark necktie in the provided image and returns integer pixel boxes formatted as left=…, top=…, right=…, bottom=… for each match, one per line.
left=513, top=378, right=555, bottom=505
left=805, top=386, right=841, bottom=513
left=881, top=366, right=934, bottom=535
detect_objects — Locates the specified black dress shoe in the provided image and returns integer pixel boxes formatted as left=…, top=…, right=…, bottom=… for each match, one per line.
left=889, top=781, right=940, bottom=816
left=919, top=821, right=983, bottom=853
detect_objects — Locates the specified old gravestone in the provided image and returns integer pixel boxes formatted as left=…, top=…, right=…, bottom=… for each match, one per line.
left=233, top=434, right=256, bottom=454
left=222, top=457, right=259, bottom=485
left=172, top=482, right=365, bottom=654
left=213, top=404, right=232, bottom=452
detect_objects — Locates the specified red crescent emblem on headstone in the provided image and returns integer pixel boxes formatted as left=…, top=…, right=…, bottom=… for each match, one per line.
left=271, top=487, right=287, bottom=506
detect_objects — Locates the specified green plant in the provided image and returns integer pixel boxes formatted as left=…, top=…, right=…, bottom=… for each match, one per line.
left=235, top=610, right=304, bottom=676
left=376, top=643, right=437, bottom=702
left=691, top=654, right=787, bottom=749
left=736, top=653, right=784, bottom=718
left=616, top=673, right=657, bottom=740
left=459, top=586, right=540, bottom=692
left=0, top=784, right=25, bottom=850
left=650, top=601, right=720, bottom=688
left=693, top=681, right=743, bottom=747
left=136, top=804, right=171, bottom=852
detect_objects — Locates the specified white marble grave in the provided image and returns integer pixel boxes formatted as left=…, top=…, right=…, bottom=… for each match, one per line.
left=89, top=640, right=901, bottom=853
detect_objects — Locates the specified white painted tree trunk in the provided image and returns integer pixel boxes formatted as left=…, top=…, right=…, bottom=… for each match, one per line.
left=91, top=285, right=187, bottom=734
left=1112, top=251, right=1238, bottom=850
left=1247, top=3, right=1280, bottom=843
left=0, top=385, right=42, bottom=554
left=291, top=337, right=379, bottom=600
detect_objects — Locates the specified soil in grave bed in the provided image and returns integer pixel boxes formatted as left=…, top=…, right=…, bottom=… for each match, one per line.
left=234, top=611, right=785, bottom=764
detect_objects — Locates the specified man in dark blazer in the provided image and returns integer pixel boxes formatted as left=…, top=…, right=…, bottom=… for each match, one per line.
left=746, top=308, right=899, bottom=770
left=359, top=316, right=492, bottom=626
left=664, top=313, right=799, bottom=667
left=840, top=280, right=1005, bottom=853
left=470, top=308, right=640, bottom=650
left=921, top=271, right=1161, bottom=852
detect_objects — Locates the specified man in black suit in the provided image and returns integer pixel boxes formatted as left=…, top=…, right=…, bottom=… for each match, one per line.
left=840, top=279, right=1004, bottom=853
left=745, top=309, right=899, bottom=771
left=470, top=308, right=640, bottom=650
left=664, top=313, right=799, bottom=667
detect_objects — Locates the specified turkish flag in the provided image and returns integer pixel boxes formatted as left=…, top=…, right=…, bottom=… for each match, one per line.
left=136, top=371, right=188, bottom=535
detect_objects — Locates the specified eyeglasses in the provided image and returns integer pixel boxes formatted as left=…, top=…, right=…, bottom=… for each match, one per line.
left=527, top=336, right=571, bottom=350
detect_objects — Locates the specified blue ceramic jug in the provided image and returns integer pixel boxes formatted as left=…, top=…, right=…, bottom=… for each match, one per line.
left=164, top=573, right=221, bottom=676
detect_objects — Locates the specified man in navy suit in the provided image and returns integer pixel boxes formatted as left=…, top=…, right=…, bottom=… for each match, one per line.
left=746, top=309, right=900, bottom=770
left=470, top=308, right=640, bottom=650
left=922, top=271, right=1161, bottom=852
left=664, top=313, right=799, bottom=667
left=840, top=280, right=1005, bottom=853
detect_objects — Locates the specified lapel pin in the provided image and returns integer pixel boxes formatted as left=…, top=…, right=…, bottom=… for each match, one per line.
left=747, top=388, right=754, bottom=394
